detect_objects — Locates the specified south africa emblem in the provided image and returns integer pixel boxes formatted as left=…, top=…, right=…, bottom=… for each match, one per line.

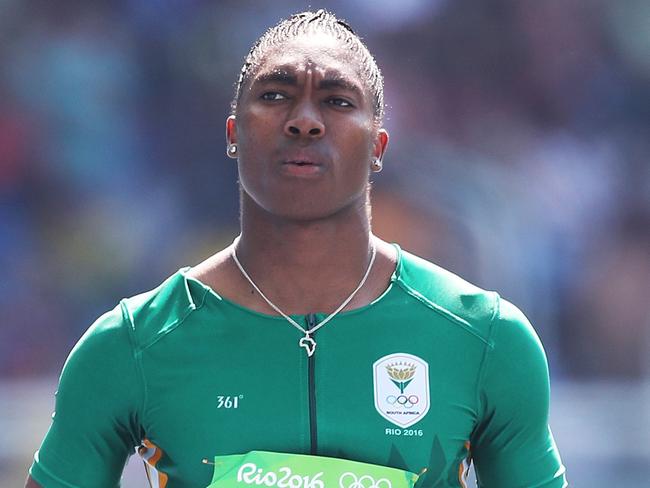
left=373, top=353, right=430, bottom=428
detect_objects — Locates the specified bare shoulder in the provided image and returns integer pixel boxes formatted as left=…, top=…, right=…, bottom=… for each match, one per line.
left=186, top=244, right=250, bottom=304
left=372, top=235, right=399, bottom=276
left=186, top=246, right=233, bottom=283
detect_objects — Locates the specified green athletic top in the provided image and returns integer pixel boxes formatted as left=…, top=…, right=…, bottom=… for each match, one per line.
left=30, top=247, right=567, bottom=488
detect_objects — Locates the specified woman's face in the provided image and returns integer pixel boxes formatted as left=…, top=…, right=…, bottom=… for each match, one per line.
left=229, top=33, right=388, bottom=221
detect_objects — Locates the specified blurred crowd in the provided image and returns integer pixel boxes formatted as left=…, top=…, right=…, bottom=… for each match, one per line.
left=1, top=0, right=649, bottom=379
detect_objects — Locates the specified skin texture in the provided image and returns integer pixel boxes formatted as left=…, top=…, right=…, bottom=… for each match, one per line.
left=235, top=33, right=383, bottom=221
left=25, top=31, right=391, bottom=488
left=191, top=32, right=392, bottom=315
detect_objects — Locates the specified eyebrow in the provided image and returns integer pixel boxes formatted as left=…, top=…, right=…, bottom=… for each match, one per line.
left=318, top=76, right=363, bottom=97
left=255, top=70, right=297, bottom=86
left=254, top=68, right=363, bottom=97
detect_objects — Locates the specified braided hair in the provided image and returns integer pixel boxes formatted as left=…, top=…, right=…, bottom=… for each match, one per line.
left=231, top=9, right=384, bottom=122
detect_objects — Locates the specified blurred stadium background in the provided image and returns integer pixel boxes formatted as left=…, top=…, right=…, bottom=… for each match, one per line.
left=1, top=0, right=649, bottom=486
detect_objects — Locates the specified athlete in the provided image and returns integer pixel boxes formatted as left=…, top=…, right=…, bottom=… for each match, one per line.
left=26, top=10, right=567, bottom=488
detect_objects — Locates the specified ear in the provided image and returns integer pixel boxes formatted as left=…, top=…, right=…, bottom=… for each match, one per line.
left=226, top=115, right=237, bottom=145
left=373, top=128, right=389, bottom=161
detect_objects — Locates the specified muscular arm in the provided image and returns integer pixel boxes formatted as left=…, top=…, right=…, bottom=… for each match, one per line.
left=471, top=298, right=566, bottom=487
left=28, top=306, right=144, bottom=488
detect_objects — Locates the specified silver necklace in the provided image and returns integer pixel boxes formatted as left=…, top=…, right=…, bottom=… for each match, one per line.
left=231, top=238, right=377, bottom=357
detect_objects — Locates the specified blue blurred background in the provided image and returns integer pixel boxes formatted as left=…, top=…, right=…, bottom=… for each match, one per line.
left=1, top=0, right=649, bottom=486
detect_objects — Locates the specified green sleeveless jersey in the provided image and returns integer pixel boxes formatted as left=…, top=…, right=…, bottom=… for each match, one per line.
left=30, top=247, right=566, bottom=488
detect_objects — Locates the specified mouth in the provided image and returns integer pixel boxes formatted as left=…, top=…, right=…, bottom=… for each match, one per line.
left=280, top=158, right=325, bottom=177
left=284, top=159, right=321, bottom=166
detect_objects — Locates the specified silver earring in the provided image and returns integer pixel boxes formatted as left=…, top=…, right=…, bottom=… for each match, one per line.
left=227, top=143, right=238, bottom=158
left=371, top=157, right=383, bottom=172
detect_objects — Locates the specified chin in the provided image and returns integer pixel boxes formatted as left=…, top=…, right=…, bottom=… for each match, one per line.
left=241, top=185, right=368, bottom=223
left=267, top=201, right=342, bottom=222
left=272, top=196, right=370, bottom=224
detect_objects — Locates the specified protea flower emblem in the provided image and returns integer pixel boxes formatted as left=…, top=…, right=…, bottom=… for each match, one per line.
left=386, top=362, right=417, bottom=393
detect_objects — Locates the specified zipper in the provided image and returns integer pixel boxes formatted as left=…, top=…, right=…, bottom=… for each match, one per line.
left=306, top=313, right=318, bottom=454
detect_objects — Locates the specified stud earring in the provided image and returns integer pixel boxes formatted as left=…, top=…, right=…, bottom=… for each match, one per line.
left=227, top=143, right=238, bottom=158
left=371, top=157, right=383, bottom=172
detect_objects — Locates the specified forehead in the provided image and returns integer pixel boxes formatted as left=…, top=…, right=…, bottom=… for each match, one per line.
left=251, top=33, right=366, bottom=88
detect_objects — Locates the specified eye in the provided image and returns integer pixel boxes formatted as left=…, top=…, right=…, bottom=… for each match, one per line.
left=327, top=97, right=354, bottom=108
left=260, top=91, right=287, bottom=101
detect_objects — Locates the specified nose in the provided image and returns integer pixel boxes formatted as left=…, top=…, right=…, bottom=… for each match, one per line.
left=284, top=101, right=325, bottom=139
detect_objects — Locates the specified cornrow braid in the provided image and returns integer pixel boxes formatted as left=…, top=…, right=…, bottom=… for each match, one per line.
left=231, top=9, right=384, bottom=122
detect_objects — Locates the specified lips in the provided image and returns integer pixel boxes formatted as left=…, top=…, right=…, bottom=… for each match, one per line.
left=285, top=159, right=319, bottom=166
left=280, top=154, right=326, bottom=177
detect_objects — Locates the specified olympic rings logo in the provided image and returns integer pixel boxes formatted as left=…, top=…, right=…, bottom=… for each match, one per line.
left=385, top=395, right=419, bottom=409
left=339, top=472, right=392, bottom=488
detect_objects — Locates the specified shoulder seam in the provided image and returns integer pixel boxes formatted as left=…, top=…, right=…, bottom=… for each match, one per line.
left=191, top=280, right=209, bottom=311
left=395, top=279, right=493, bottom=347
left=120, top=300, right=148, bottom=432
left=138, top=305, right=196, bottom=351
left=473, top=292, right=501, bottom=429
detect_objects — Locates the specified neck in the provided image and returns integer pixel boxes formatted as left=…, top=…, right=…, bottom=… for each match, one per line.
left=234, top=193, right=374, bottom=312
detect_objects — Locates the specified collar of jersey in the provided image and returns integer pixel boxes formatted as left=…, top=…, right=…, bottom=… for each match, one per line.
left=181, top=243, right=403, bottom=321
